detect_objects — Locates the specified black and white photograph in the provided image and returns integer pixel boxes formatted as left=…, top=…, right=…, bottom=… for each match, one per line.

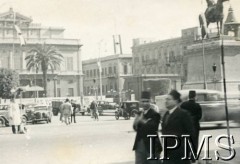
left=0, top=0, right=240, bottom=163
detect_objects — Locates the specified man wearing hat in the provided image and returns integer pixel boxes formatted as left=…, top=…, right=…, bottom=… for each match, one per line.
left=181, top=90, right=202, bottom=159
left=133, top=91, right=162, bottom=164
left=162, top=90, right=194, bottom=164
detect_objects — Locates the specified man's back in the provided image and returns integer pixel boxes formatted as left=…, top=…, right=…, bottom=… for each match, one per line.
left=62, top=102, right=72, bottom=114
left=181, top=100, right=202, bottom=123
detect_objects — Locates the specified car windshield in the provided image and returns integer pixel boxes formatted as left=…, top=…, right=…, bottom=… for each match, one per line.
left=34, top=106, right=48, bottom=111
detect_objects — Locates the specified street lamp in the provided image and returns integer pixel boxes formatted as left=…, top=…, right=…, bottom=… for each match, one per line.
left=53, top=76, right=57, bottom=97
left=212, top=63, right=217, bottom=90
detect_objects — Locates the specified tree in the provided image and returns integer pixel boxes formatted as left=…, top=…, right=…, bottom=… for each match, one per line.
left=25, top=43, right=63, bottom=96
left=0, top=68, right=19, bottom=99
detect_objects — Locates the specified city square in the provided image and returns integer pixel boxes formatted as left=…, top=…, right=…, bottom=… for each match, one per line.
left=0, top=115, right=240, bottom=164
left=0, top=0, right=240, bottom=164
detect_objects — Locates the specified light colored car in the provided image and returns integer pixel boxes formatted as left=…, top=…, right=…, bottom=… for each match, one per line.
left=155, top=89, right=240, bottom=125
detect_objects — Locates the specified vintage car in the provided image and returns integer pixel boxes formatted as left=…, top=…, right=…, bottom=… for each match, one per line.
left=96, top=101, right=119, bottom=116
left=52, top=100, right=63, bottom=116
left=155, top=89, right=240, bottom=126
left=115, top=101, right=139, bottom=120
left=0, top=104, right=28, bottom=127
left=31, top=105, right=52, bottom=124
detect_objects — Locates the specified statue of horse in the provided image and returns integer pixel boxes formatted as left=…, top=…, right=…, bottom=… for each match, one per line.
left=199, top=0, right=229, bottom=38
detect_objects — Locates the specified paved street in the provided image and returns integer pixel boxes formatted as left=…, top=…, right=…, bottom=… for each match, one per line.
left=0, top=115, right=239, bottom=164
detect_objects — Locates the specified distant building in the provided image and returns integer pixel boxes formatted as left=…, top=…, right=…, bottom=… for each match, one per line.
left=131, top=27, right=201, bottom=100
left=82, top=54, right=132, bottom=102
left=0, top=8, right=83, bottom=98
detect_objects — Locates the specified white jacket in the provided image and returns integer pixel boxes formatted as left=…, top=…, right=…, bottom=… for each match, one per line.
left=8, top=102, right=21, bottom=125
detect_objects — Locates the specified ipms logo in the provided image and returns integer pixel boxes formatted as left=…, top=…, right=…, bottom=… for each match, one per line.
left=147, top=134, right=236, bottom=161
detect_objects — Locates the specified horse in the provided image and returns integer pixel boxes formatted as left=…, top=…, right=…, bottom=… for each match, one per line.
left=199, top=0, right=229, bottom=38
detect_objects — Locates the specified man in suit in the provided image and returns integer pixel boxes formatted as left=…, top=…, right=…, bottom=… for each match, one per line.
left=161, top=90, right=195, bottom=164
left=62, top=98, right=72, bottom=125
left=71, top=99, right=77, bottom=123
left=133, top=91, right=162, bottom=164
left=181, top=90, right=202, bottom=158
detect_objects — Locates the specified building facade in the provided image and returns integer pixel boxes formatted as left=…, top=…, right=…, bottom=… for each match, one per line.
left=82, top=54, right=132, bottom=102
left=130, top=27, right=201, bottom=100
left=0, top=8, right=83, bottom=98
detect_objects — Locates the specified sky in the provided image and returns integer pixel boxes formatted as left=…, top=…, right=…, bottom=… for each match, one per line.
left=1, top=0, right=239, bottom=60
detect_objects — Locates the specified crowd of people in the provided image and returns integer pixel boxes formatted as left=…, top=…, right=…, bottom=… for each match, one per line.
left=133, top=90, right=202, bottom=164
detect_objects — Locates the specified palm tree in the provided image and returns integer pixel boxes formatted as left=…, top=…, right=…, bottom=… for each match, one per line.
left=25, top=43, right=63, bottom=96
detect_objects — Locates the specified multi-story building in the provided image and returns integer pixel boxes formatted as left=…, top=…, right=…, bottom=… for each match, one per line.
left=131, top=27, right=201, bottom=100
left=82, top=54, right=132, bottom=102
left=0, top=8, right=83, bottom=98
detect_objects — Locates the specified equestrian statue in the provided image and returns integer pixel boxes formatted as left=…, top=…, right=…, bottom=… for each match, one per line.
left=199, top=0, right=229, bottom=38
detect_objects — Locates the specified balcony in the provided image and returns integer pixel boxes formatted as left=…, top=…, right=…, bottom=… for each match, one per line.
left=107, top=73, right=117, bottom=78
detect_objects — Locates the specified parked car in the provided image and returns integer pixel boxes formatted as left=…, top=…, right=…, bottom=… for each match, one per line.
left=0, top=104, right=28, bottom=127
left=32, top=105, right=52, bottom=124
left=115, top=101, right=139, bottom=120
left=74, top=103, right=87, bottom=115
left=155, top=89, right=240, bottom=126
left=96, top=101, right=118, bottom=115
left=21, top=103, right=38, bottom=123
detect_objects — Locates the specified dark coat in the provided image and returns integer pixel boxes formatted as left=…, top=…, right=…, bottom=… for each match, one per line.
left=133, top=108, right=162, bottom=154
left=161, top=107, right=194, bottom=163
left=180, top=100, right=202, bottom=159
left=180, top=100, right=202, bottom=130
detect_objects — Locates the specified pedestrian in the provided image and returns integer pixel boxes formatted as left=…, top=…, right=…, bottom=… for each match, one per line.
left=90, top=100, right=98, bottom=121
left=71, top=99, right=77, bottom=123
left=61, top=99, right=72, bottom=125
left=59, top=100, right=64, bottom=122
left=133, top=91, right=162, bottom=164
left=180, top=90, right=202, bottom=159
left=161, top=90, right=195, bottom=164
left=8, top=94, right=21, bottom=134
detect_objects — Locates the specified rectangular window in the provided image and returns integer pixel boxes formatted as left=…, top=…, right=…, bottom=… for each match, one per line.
left=94, top=69, right=96, bottom=77
left=109, top=67, right=112, bottom=74
left=57, top=79, right=60, bottom=85
left=114, top=66, right=117, bottom=74
left=90, top=70, right=92, bottom=77
left=102, top=85, right=105, bottom=94
left=66, top=57, right=73, bottom=71
left=102, top=68, right=104, bottom=75
left=68, top=88, right=74, bottom=96
left=124, top=65, right=128, bottom=74
left=57, top=88, right=61, bottom=97
left=105, top=68, right=107, bottom=75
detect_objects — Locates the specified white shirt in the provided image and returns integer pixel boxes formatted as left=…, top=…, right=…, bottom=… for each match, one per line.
left=168, top=106, right=178, bottom=115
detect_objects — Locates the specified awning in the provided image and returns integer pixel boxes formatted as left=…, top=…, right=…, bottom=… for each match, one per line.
left=17, top=85, right=44, bottom=92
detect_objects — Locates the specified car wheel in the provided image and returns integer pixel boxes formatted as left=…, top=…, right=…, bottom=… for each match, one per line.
left=0, top=117, right=5, bottom=127
left=21, top=116, right=27, bottom=124
left=52, top=109, right=59, bottom=116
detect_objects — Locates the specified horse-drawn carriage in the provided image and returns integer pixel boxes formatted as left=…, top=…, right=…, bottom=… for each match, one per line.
left=115, top=101, right=139, bottom=120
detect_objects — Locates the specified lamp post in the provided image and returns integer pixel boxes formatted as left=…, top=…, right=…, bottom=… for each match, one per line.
left=212, top=63, right=217, bottom=90
left=53, top=76, right=57, bottom=97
